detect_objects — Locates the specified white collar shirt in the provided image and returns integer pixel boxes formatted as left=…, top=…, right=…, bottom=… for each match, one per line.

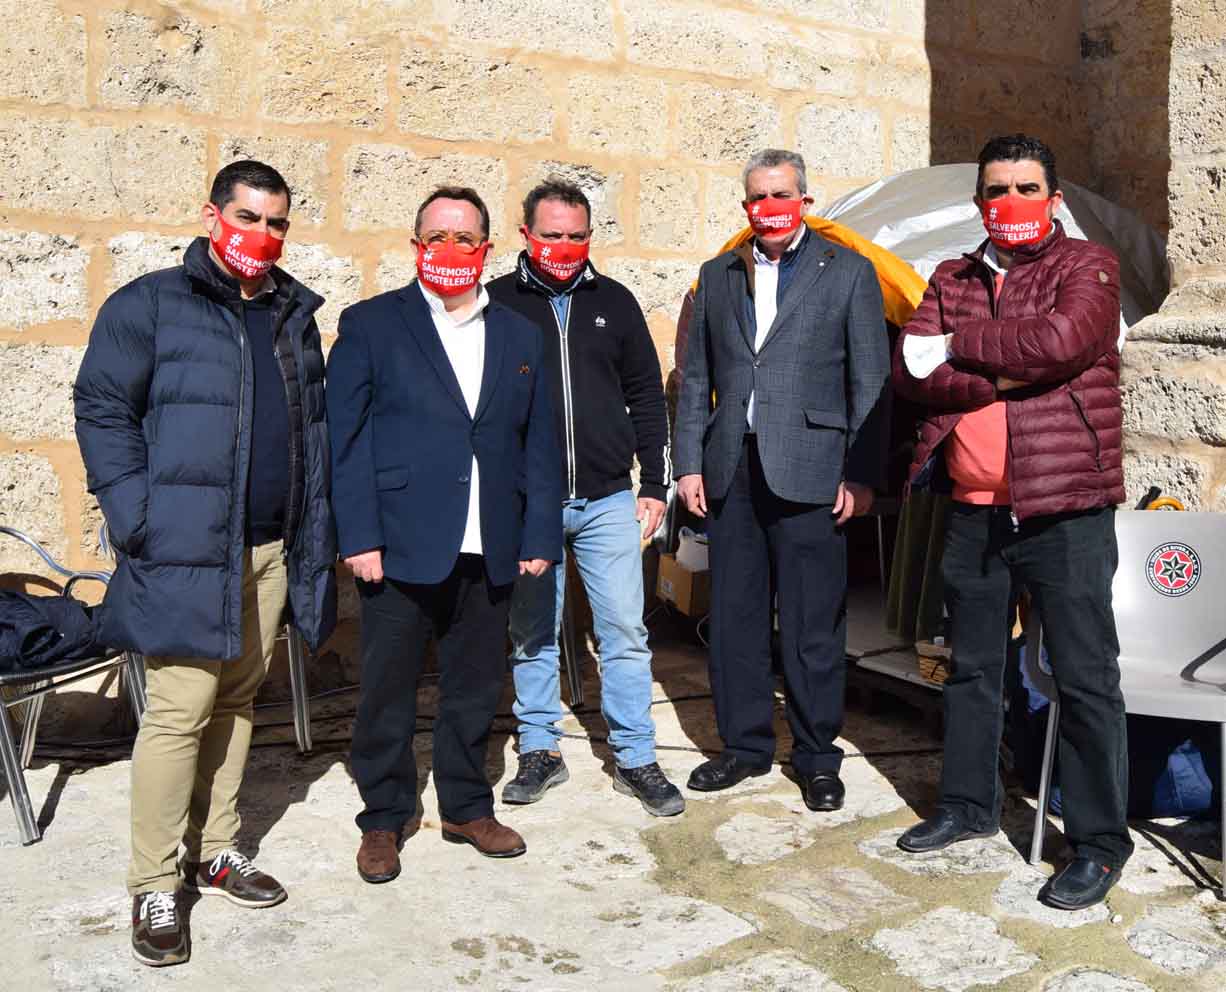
left=747, top=224, right=807, bottom=428
left=420, top=283, right=490, bottom=556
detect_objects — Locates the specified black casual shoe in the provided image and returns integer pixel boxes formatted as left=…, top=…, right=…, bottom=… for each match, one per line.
left=802, top=771, right=845, bottom=812
left=687, top=752, right=771, bottom=792
left=131, top=891, right=189, bottom=967
left=897, top=810, right=999, bottom=853
left=502, top=750, right=569, bottom=805
left=182, top=850, right=287, bottom=908
left=1038, top=857, right=1120, bottom=910
left=613, top=762, right=686, bottom=817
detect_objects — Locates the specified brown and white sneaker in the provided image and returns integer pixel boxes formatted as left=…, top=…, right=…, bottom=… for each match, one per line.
left=182, top=850, right=286, bottom=908
left=441, top=816, right=526, bottom=858
left=131, top=891, right=189, bottom=967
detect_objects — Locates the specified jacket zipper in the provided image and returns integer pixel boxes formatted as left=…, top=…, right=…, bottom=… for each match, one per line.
left=1068, top=387, right=1102, bottom=471
left=550, top=299, right=578, bottom=499
left=990, top=259, right=1019, bottom=530
left=271, top=296, right=302, bottom=562
left=227, top=305, right=247, bottom=658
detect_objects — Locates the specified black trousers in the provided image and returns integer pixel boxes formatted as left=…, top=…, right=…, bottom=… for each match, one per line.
left=940, top=502, right=1133, bottom=867
left=707, top=437, right=848, bottom=778
left=351, top=555, right=512, bottom=832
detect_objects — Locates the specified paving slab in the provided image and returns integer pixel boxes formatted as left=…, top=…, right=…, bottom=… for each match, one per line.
left=993, top=867, right=1113, bottom=927
left=760, top=866, right=916, bottom=931
left=1126, top=890, right=1226, bottom=975
left=670, top=951, right=848, bottom=991
left=1043, top=969, right=1157, bottom=991
left=870, top=907, right=1040, bottom=991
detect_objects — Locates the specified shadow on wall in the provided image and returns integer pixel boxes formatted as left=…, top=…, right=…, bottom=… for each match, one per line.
left=924, top=0, right=1171, bottom=235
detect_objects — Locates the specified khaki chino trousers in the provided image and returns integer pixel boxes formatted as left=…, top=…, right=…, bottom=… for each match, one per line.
left=127, top=541, right=288, bottom=895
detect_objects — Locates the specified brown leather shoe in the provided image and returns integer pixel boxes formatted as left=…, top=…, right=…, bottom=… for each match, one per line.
left=357, top=829, right=401, bottom=883
left=441, top=816, right=526, bottom=858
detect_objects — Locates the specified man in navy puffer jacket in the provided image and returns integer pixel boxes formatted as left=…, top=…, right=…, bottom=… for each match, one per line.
left=74, top=160, right=336, bottom=968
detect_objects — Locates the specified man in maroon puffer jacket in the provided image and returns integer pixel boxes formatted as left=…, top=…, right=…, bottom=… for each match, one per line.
left=892, top=134, right=1132, bottom=910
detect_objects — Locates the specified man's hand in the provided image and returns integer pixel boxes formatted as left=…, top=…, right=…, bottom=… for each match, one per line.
left=519, top=559, right=551, bottom=578
left=344, top=549, right=384, bottom=583
left=832, top=481, right=873, bottom=526
left=996, top=375, right=1027, bottom=391
left=636, top=497, right=667, bottom=539
left=677, top=474, right=707, bottom=518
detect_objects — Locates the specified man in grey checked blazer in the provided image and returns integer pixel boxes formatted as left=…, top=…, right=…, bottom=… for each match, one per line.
left=674, top=149, right=891, bottom=810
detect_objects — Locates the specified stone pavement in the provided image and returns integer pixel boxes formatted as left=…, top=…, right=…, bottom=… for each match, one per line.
left=3, top=634, right=1224, bottom=991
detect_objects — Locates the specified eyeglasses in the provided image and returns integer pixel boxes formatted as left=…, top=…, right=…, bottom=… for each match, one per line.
left=418, top=231, right=487, bottom=255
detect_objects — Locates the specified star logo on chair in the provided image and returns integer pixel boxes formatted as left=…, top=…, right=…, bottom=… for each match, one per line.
left=1145, top=541, right=1202, bottom=597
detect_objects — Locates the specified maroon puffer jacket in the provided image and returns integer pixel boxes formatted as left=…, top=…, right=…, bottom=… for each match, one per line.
left=893, top=222, right=1124, bottom=521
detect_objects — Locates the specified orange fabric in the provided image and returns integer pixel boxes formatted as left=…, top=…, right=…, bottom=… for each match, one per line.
left=694, top=216, right=928, bottom=328
left=946, top=273, right=1009, bottom=505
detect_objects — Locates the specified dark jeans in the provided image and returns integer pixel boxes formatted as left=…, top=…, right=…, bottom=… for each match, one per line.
left=350, top=555, right=512, bottom=832
left=707, top=436, right=848, bottom=778
left=940, top=502, right=1133, bottom=867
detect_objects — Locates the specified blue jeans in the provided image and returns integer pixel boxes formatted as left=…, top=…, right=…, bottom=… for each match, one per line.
left=509, top=490, right=656, bottom=768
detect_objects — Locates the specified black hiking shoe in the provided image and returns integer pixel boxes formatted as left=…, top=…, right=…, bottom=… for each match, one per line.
left=613, top=762, right=686, bottom=817
left=501, top=751, right=569, bottom=805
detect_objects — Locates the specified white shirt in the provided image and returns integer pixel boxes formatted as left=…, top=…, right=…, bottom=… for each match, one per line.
left=421, top=283, right=489, bottom=556
left=747, top=225, right=807, bottom=429
left=902, top=243, right=1007, bottom=381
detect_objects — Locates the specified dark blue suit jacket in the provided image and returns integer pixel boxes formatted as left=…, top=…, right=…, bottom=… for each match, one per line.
left=326, top=282, right=563, bottom=587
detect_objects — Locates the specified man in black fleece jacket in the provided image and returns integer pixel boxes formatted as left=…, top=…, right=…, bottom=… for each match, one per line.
left=487, top=178, right=683, bottom=817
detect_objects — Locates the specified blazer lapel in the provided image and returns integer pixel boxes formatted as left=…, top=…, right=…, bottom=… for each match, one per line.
left=397, top=283, right=469, bottom=418
left=726, top=250, right=756, bottom=354
left=472, top=302, right=507, bottom=424
left=759, top=232, right=836, bottom=353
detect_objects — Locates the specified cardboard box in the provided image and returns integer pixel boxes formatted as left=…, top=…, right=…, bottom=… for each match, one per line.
left=657, top=553, right=711, bottom=617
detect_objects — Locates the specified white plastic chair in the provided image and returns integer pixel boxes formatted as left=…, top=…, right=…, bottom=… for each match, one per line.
left=1025, top=510, right=1226, bottom=886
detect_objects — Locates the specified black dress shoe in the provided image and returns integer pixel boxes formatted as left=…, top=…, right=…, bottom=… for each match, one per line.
left=687, top=753, right=770, bottom=792
left=1038, top=857, right=1120, bottom=910
left=802, top=771, right=845, bottom=812
left=897, top=810, right=999, bottom=853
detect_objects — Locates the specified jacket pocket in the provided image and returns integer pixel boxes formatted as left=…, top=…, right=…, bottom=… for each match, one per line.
left=1067, top=389, right=1102, bottom=470
left=803, top=408, right=847, bottom=431
left=375, top=467, right=410, bottom=491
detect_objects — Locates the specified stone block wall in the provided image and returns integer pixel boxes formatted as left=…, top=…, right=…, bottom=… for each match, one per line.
left=0, top=0, right=1051, bottom=584
left=1119, top=1, right=1226, bottom=510
left=3, top=0, right=1216, bottom=594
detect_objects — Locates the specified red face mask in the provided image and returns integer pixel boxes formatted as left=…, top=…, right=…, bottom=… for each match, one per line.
left=523, top=230, right=590, bottom=283
left=745, top=197, right=805, bottom=238
left=210, top=212, right=284, bottom=281
left=416, top=240, right=490, bottom=297
left=980, top=195, right=1053, bottom=249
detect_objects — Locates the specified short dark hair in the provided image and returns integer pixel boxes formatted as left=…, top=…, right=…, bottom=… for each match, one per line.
left=976, top=134, right=1059, bottom=197
left=414, top=185, right=490, bottom=238
left=210, top=159, right=292, bottom=211
left=522, top=178, right=591, bottom=230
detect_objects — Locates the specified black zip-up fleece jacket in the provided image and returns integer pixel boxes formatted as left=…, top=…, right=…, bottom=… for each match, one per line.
left=487, top=255, right=670, bottom=503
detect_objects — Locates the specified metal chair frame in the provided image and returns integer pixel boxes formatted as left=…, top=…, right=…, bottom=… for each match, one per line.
left=0, top=525, right=147, bottom=845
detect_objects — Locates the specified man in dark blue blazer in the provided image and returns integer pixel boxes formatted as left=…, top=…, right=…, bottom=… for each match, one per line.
left=326, top=187, right=563, bottom=882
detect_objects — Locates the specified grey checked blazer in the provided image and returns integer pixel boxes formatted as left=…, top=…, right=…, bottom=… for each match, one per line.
left=674, top=231, right=891, bottom=505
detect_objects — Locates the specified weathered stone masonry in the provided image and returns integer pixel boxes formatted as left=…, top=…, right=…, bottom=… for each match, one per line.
left=0, top=0, right=1219, bottom=595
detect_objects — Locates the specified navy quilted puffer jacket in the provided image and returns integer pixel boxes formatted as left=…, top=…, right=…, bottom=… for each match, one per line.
left=74, top=238, right=337, bottom=659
